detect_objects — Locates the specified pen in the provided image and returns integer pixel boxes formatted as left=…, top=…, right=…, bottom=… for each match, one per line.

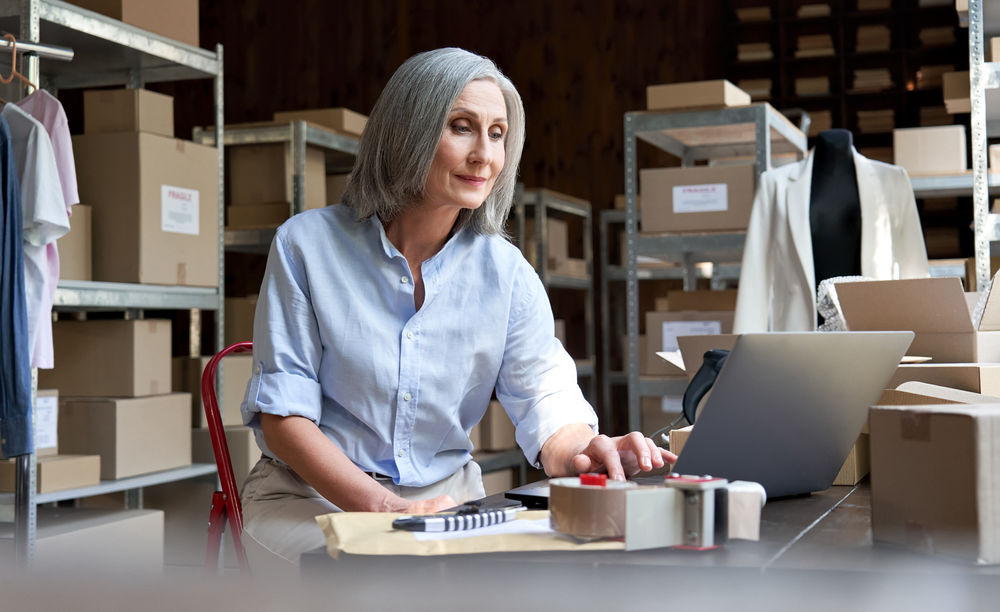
left=392, top=506, right=524, bottom=532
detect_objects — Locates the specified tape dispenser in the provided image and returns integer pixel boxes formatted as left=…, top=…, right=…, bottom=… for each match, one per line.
left=549, top=473, right=766, bottom=551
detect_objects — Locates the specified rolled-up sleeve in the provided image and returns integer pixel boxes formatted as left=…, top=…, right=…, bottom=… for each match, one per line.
left=241, top=230, right=324, bottom=427
left=495, top=267, right=598, bottom=467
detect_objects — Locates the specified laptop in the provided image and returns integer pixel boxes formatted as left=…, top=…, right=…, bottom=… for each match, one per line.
left=505, top=331, right=913, bottom=506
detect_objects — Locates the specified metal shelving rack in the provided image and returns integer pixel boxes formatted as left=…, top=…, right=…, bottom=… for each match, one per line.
left=512, top=188, right=596, bottom=403
left=0, top=0, right=224, bottom=565
left=621, top=104, right=808, bottom=432
left=192, top=121, right=360, bottom=254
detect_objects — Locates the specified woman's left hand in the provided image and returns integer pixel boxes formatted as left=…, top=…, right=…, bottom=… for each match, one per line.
left=571, top=432, right=677, bottom=481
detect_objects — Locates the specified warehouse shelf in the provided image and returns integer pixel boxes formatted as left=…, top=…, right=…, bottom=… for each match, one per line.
left=54, top=280, right=220, bottom=311
left=620, top=104, right=808, bottom=433
left=473, top=448, right=527, bottom=485
left=910, top=172, right=1000, bottom=198
left=193, top=120, right=360, bottom=253
left=0, top=1, right=225, bottom=566
left=0, top=0, right=219, bottom=88
left=0, top=464, right=217, bottom=508
left=512, top=188, right=596, bottom=403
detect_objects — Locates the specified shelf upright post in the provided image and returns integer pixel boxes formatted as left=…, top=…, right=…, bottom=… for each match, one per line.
left=624, top=113, right=640, bottom=433
left=598, top=211, right=613, bottom=430
left=582, top=198, right=595, bottom=403
left=291, top=120, right=307, bottom=217
left=969, top=0, right=989, bottom=292
left=13, top=0, right=41, bottom=569
left=214, top=42, right=225, bottom=406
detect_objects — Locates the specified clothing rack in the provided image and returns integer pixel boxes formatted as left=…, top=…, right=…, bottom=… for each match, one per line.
left=0, top=35, right=74, bottom=62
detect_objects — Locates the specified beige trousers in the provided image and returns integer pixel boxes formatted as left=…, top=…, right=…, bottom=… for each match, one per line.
left=240, top=457, right=486, bottom=565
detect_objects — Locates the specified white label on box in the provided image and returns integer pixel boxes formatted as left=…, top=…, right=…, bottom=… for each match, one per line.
left=161, top=185, right=200, bottom=235
left=673, top=183, right=728, bottom=214
left=661, top=320, right=722, bottom=352
left=34, top=395, right=58, bottom=451
left=662, top=396, right=683, bottom=413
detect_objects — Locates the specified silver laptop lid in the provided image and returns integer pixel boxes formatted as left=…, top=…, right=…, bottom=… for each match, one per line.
left=672, top=331, right=913, bottom=498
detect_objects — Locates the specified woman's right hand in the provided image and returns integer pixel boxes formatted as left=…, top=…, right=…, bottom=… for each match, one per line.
left=402, top=494, right=458, bottom=514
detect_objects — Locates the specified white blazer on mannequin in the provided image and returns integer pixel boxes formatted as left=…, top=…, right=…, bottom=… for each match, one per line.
left=733, top=148, right=929, bottom=332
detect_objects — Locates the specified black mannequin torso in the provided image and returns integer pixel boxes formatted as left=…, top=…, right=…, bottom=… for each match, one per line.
left=810, top=129, right=862, bottom=289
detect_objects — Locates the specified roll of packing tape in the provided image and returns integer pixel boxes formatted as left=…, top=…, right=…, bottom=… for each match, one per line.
left=549, top=477, right=642, bottom=539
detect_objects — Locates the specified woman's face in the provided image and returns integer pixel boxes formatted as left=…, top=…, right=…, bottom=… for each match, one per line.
left=423, top=79, right=507, bottom=213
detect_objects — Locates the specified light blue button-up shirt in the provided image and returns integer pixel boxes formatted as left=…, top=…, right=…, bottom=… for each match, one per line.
left=241, top=204, right=597, bottom=487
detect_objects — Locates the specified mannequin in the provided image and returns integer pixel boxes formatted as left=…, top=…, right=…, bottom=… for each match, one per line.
left=810, top=129, right=862, bottom=285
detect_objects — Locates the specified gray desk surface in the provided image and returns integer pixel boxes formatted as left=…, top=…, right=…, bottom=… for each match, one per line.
left=298, top=480, right=1000, bottom=610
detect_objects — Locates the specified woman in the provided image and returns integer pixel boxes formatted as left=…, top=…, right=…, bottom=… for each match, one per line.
left=240, top=47, right=675, bottom=564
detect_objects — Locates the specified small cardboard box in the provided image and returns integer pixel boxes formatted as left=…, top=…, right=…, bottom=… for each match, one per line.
left=228, top=144, right=326, bottom=209
left=482, top=469, right=515, bottom=496
left=665, top=289, right=738, bottom=312
left=942, top=70, right=970, bottom=113
left=870, top=403, right=1000, bottom=564
left=72, top=132, right=219, bottom=287
left=893, top=126, right=967, bottom=176
left=69, top=0, right=199, bottom=47
left=58, top=204, right=91, bottom=281
left=889, top=364, right=1000, bottom=396
left=832, top=434, right=870, bottom=486
left=613, top=194, right=641, bottom=210
left=172, top=354, right=252, bottom=428
left=676, top=334, right=739, bottom=379
left=39, top=319, right=172, bottom=397
left=550, top=257, right=588, bottom=278
left=669, top=424, right=693, bottom=456
left=272, top=108, right=368, bottom=138
left=326, top=173, right=351, bottom=204
left=226, top=203, right=289, bottom=228
left=83, top=88, right=173, bottom=137
left=837, top=275, right=1000, bottom=363
left=225, top=295, right=257, bottom=345
left=523, top=217, right=569, bottom=266
left=640, top=165, right=755, bottom=233
left=478, top=400, right=516, bottom=451
left=59, top=393, right=192, bottom=480
left=35, top=389, right=59, bottom=456
left=192, top=426, right=261, bottom=489
left=646, top=80, right=751, bottom=111
left=645, top=311, right=734, bottom=376
left=0, top=454, right=101, bottom=494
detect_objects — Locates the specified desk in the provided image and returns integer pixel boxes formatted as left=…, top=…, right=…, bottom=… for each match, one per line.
left=299, top=480, right=1000, bottom=609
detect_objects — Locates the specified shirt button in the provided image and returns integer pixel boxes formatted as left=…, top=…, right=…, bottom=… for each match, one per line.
left=406, top=331, right=414, bottom=340
left=397, top=450, right=405, bottom=458
left=403, top=392, right=412, bottom=401
left=400, top=276, right=409, bottom=284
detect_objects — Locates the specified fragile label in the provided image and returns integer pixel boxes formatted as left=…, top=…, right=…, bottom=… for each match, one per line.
left=672, top=183, right=728, bottom=214
left=35, top=395, right=58, bottom=451
left=661, top=320, right=722, bottom=352
left=161, top=185, right=200, bottom=235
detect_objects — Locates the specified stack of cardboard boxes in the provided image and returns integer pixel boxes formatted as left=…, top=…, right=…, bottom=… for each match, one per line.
left=521, top=191, right=590, bottom=279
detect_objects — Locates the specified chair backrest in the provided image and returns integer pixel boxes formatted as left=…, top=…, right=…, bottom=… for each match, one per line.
left=200, top=341, right=253, bottom=537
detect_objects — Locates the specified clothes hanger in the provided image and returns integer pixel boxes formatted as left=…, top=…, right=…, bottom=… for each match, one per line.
left=0, top=33, right=39, bottom=101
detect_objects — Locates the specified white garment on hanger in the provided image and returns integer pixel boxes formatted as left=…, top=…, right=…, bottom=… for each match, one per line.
left=733, top=148, right=929, bottom=333
left=2, top=103, right=69, bottom=369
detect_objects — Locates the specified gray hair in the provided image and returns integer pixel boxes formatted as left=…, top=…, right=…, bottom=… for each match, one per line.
left=342, top=47, right=525, bottom=235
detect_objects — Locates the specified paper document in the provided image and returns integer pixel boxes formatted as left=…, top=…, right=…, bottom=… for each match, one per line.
left=413, top=518, right=553, bottom=541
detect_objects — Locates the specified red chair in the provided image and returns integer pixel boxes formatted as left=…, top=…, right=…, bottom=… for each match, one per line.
left=201, top=341, right=253, bottom=575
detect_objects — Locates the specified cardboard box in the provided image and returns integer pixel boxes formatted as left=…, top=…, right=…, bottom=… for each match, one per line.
left=192, top=426, right=261, bottom=489
left=326, top=173, right=351, bottom=204
left=523, top=217, right=569, bottom=266
left=654, top=297, right=670, bottom=311
left=832, top=434, right=870, bottom=485
left=72, top=132, right=219, bottom=286
left=646, top=80, right=751, bottom=111
left=645, top=311, right=734, bottom=375
left=39, top=319, right=172, bottom=397
left=893, top=126, right=967, bottom=176
left=172, top=355, right=252, bottom=428
left=613, top=194, right=640, bottom=210
left=225, top=295, right=257, bottom=345
left=641, top=395, right=682, bottom=433
left=889, top=364, right=1000, bottom=396
left=272, top=107, right=368, bottom=137
left=0, top=454, right=101, bottom=493
left=482, top=469, right=515, bottom=496
left=83, top=88, right=173, bottom=137
left=677, top=334, right=739, bottom=379
left=58, top=204, right=92, bottom=281
left=550, top=257, right=588, bottom=278
left=640, top=165, right=755, bottom=233
left=228, top=144, right=326, bottom=209
left=870, top=403, right=1000, bottom=564
left=59, top=393, right=191, bottom=480
left=837, top=275, right=1000, bottom=363
left=69, top=0, right=199, bottom=47
left=665, top=289, right=738, bottom=312
left=226, top=203, right=289, bottom=228
left=669, top=424, right=693, bottom=456
left=478, top=400, right=516, bottom=451
left=35, top=389, right=59, bottom=456
left=943, top=70, right=970, bottom=113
